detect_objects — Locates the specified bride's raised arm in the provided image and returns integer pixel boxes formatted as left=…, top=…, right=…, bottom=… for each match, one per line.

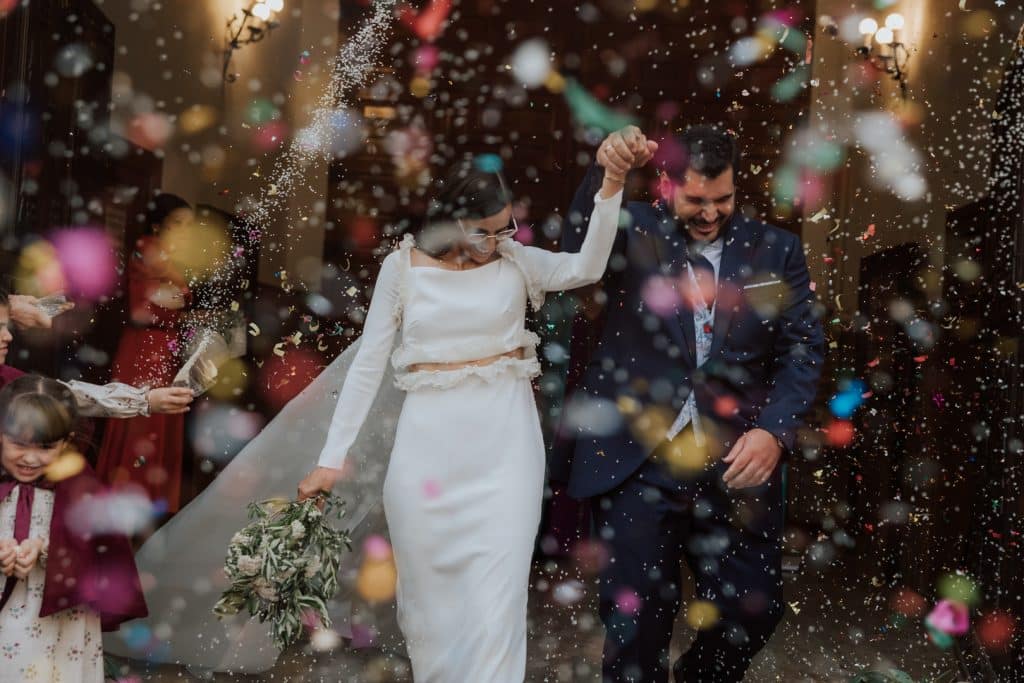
left=314, top=250, right=402, bottom=472
left=501, top=177, right=625, bottom=294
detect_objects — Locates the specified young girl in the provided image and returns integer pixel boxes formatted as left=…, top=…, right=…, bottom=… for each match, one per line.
left=0, top=375, right=147, bottom=682
left=97, top=193, right=194, bottom=512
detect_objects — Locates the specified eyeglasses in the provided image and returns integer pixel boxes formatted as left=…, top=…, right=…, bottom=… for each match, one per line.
left=459, top=215, right=519, bottom=248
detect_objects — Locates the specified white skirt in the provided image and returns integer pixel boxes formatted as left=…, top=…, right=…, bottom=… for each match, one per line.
left=383, top=372, right=545, bottom=683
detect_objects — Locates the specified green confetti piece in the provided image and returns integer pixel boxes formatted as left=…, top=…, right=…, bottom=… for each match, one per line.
left=564, top=78, right=638, bottom=134
left=246, top=98, right=279, bottom=125
left=772, top=65, right=809, bottom=103
left=936, top=572, right=980, bottom=607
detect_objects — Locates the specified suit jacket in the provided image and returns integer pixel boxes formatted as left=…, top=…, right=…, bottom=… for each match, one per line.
left=555, top=165, right=825, bottom=499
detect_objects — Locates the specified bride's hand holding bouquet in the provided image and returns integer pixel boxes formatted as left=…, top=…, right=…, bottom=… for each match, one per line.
left=297, top=466, right=344, bottom=503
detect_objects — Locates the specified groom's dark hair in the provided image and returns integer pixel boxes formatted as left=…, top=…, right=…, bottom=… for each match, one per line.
left=667, top=125, right=741, bottom=180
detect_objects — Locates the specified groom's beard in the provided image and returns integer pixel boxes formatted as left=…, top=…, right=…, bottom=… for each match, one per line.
left=682, top=211, right=732, bottom=241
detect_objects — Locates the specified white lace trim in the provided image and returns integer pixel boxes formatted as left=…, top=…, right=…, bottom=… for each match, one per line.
left=497, top=240, right=546, bottom=311
left=393, top=356, right=541, bottom=392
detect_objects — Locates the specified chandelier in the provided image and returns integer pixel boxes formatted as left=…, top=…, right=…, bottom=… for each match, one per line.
left=222, top=0, right=285, bottom=85
left=857, top=13, right=910, bottom=98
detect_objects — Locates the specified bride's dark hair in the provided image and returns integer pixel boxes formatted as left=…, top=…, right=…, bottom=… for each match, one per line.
left=415, top=157, right=512, bottom=257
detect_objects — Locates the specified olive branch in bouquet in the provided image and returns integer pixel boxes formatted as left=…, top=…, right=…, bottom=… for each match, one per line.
left=213, top=492, right=352, bottom=650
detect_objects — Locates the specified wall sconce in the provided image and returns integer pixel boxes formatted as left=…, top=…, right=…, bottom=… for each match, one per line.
left=857, top=13, right=910, bottom=98
left=222, top=0, right=285, bottom=84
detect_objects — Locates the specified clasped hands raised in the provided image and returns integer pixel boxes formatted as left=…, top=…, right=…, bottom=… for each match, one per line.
left=596, top=125, right=659, bottom=183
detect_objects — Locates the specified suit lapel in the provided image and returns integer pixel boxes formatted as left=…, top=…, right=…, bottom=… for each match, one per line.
left=709, top=216, right=758, bottom=358
left=645, top=204, right=696, bottom=366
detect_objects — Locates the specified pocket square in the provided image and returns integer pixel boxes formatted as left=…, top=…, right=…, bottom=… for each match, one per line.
left=743, top=279, right=782, bottom=290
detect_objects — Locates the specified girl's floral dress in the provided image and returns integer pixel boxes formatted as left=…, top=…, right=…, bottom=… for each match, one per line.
left=0, top=486, right=103, bottom=682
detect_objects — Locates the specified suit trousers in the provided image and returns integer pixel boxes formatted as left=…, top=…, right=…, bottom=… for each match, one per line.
left=593, top=436, right=786, bottom=683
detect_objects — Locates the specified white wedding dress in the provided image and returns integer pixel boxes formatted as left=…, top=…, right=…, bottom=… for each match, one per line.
left=104, top=187, right=622, bottom=681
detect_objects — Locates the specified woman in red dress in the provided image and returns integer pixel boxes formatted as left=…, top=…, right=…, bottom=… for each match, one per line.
left=97, top=194, right=193, bottom=513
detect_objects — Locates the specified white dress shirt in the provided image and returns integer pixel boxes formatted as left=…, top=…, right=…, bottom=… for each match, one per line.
left=666, top=236, right=723, bottom=442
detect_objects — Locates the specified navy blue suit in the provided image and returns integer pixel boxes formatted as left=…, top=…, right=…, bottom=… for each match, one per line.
left=557, top=166, right=825, bottom=682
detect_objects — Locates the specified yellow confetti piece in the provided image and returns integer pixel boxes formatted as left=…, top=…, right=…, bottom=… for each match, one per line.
left=45, top=451, right=86, bottom=482
left=207, top=358, right=249, bottom=401
left=686, top=600, right=720, bottom=630
left=346, top=286, right=358, bottom=297
left=410, top=75, right=431, bottom=98
left=788, top=601, right=801, bottom=615
left=230, top=301, right=239, bottom=312
left=161, top=220, right=230, bottom=281
left=544, top=70, right=566, bottom=94
left=616, top=395, right=641, bottom=416
left=357, top=557, right=397, bottom=603
left=628, top=405, right=675, bottom=452
left=654, top=423, right=720, bottom=477
left=273, top=342, right=286, bottom=357
left=249, top=322, right=260, bottom=336
left=290, top=332, right=303, bottom=346
left=309, top=320, right=320, bottom=333
left=317, top=340, right=329, bottom=352
left=178, top=104, right=218, bottom=134
left=263, top=497, right=291, bottom=514
left=808, top=207, right=830, bottom=223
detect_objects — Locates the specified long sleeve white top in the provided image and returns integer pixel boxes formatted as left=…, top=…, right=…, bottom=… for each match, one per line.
left=317, top=189, right=623, bottom=469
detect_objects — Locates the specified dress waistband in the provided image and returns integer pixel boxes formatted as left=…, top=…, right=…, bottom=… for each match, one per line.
left=407, top=348, right=525, bottom=374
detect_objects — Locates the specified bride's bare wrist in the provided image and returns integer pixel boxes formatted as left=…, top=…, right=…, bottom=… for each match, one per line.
left=600, top=176, right=625, bottom=198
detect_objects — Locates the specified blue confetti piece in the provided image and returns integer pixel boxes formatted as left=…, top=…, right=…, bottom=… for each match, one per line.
left=474, top=153, right=503, bottom=173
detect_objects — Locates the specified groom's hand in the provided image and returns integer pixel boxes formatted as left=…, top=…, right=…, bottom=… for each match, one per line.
left=722, top=428, right=782, bottom=489
left=597, top=126, right=659, bottom=182
left=297, top=466, right=341, bottom=502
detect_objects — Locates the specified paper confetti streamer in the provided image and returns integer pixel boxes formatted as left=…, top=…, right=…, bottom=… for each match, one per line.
left=564, top=78, right=638, bottom=134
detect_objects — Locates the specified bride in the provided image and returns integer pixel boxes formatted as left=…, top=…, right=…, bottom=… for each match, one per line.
left=105, top=132, right=655, bottom=680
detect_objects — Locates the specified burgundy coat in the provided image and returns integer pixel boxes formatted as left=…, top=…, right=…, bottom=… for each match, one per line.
left=1, top=443, right=148, bottom=631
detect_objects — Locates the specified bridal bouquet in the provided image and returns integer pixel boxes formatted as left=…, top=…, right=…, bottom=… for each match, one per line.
left=213, top=494, right=352, bottom=650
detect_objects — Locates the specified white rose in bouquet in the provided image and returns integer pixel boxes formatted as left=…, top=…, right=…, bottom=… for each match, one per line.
left=304, top=556, right=323, bottom=579
left=254, top=577, right=279, bottom=602
left=237, top=555, right=262, bottom=577
left=290, top=520, right=306, bottom=540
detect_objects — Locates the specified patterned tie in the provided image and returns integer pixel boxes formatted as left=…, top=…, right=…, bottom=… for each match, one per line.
left=688, top=252, right=716, bottom=309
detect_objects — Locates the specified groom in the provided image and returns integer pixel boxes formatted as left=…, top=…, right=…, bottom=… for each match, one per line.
left=556, top=124, right=825, bottom=682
